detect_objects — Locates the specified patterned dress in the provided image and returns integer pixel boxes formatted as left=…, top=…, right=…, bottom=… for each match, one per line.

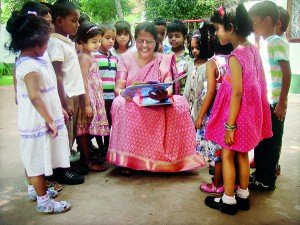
left=205, top=45, right=272, bottom=152
left=195, top=55, right=227, bottom=163
left=16, top=54, right=70, bottom=176
left=106, top=51, right=205, bottom=172
left=76, top=57, right=110, bottom=136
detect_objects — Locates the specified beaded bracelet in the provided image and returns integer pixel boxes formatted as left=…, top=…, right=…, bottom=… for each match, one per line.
left=225, top=123, right=237, bottom=131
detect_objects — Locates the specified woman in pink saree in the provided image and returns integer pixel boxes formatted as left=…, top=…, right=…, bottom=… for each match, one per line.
left=106, top=22, right=205, bottom=175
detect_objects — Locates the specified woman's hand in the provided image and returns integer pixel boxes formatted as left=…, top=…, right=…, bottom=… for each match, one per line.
left=148, top=89, right=168, bottom=101
left=47, top=121, right=58, bottom=139
left=85, top=105, right=93, bottom=120
left=195, top=117, right=203, bottom=129
left=224, top=130, right=235, bottom=146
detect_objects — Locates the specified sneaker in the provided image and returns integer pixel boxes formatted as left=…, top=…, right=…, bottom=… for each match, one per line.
left=54, top=168, right=85, bottom=185
left=27, top=188, right=58, bottom=202
left=70, top=162, right=89, bottom=175
left=236, top=196, right=250, bottom=211
left=249, top=181, right=275, bottom=191
left=69, top=150, right=80, bottom=163
left=200, top=182, right=224, bottom=195
left=204, top=196, right=238, bottom=215
left=37, top=199, right=71, bottom=214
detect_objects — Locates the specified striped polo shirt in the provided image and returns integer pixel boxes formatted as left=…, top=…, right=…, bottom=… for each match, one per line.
left=260, top=35, right=289, bottom=104
left=94, top=51, right=118, bottom=100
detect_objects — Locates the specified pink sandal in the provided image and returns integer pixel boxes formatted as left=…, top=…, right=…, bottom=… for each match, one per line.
left=200, top=182, right=224, bottom=195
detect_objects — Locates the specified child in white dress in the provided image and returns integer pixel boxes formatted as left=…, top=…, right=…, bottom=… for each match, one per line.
left=7, top=14, right=71, bottom=214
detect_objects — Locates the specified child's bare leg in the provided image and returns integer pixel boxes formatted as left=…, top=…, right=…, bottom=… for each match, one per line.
left=25, top=170, right=32, bottom=185
left=214, top=162, right=223, bottom=187
left=77, top=134, right=90, bottom=165
left=237, top=152, right=250, bottom=190
left=222, top=149, right=236, bottom=196
left=30, top=175, right=46, bottom=196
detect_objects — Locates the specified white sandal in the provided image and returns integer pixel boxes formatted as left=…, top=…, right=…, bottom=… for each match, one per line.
left=37, top=199, right=71, bottom=214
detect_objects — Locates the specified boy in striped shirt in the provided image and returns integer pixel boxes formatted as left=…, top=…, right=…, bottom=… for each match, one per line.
left=249, top=1, right=291, bottom=191
left=94, top=24, right=117, bottom=152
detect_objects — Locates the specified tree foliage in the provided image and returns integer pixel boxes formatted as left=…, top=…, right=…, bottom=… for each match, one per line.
left=1, top=0, right=133, bottom=23
left=145, top=0, right=223, bottom=21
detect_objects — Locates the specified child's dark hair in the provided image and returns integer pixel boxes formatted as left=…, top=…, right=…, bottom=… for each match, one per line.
left=211, top=3, right=252, bottom=37
left=6, top=14, right=51, bottom=53
left=278, top=6, right=290, bottom=32
left=153, top=17, right=167, bottom=27
left=249, top=1, right=279, bottom=27
left=167, top=20, right=188, bottom=37
left=114, top=20, right=134, bottom=49
left=188, top=33, right=201, bottom=58
left=190, top=22, right=233, bottom=59
left=52, top=0, right=79, bottom=24
left=6, top=1, right=50, bottom=34
left=135, top=22, right=158, bottom=52
left=40, top=2, right=53, bottom=13
left=79, top=13, right=90, bottom=24
left=100, top=23, right=116, bottom=34
left=76, top=21, right=103, bottom=44
left=20, top=1, right=50, bottom=17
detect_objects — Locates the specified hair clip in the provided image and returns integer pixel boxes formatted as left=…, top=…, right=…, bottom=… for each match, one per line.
left=86, top=26, right=99, bottom=34
left=27, top=11, right=37, bottom=16
left=218, top=6, right=225, bottom=17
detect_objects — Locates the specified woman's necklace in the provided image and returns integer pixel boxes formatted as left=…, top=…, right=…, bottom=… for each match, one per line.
left=136, top=53, right=155, bottom=67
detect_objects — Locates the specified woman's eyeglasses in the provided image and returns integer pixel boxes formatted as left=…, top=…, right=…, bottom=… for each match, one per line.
left=136, top=39, right=155, bottom=45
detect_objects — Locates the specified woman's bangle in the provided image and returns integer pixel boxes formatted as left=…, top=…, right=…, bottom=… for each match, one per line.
left=225, top=123, right=237, bottom=131
left=118, top=89, right=124, bottom=96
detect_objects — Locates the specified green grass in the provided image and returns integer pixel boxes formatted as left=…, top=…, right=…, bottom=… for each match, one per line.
left=0, top=75, right=13, bottom=86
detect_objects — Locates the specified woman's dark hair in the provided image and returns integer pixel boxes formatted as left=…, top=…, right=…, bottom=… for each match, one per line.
left=211, top=3, right=253, bottom=37
left=76, top=21, right=103, bottom=44
left=52, top=0, right=79, bottom=24
left=6, top=1, right=50, bottom=34
left=114, top=20, right=134, bottom=49
left=6, top=14, right=51, bottom=53
left=135, top=22, right=158, bottom=52
left=166, top=19, right=188, bottom=37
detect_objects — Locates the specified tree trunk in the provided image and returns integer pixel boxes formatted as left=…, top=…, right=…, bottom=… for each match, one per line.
left=115, top=0, right=124, bottom=20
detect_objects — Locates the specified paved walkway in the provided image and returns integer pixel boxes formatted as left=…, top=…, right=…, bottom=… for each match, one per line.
left=0, top=86, right=299, bottom=225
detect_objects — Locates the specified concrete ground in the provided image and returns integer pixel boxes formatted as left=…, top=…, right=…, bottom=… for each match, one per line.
left=0, top=86, right=299, bottom=225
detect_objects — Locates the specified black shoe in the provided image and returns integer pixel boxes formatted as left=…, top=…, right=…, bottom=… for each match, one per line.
left=205, top=196, right=238, bottom=215
left=249, top=181, right=275, bottom=191
left=54, top=168, right=85, bottom=185
left=70, top=162, right=89, bottom=175
left=236, top=196, right=250, bottom=211
left=209, top=165, right=215, bottom=175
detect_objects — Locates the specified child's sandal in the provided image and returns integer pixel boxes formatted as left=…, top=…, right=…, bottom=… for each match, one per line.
left=45, top=180, right=63, bottom=192
left=87, top=162, right=107, bottom=172
left=37, top=199, right=71, bottom=214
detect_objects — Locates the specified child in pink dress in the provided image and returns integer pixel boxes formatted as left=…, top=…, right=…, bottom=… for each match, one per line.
left=204, top=4, right=272, bottom=215
left=76, top=22, right=110, bottom=172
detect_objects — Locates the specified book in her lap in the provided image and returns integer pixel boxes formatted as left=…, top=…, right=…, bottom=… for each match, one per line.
left=121, top=82, right=173, bottom=106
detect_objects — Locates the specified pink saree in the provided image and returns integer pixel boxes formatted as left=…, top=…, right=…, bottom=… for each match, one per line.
left=106, top=51, right=205, bottom=172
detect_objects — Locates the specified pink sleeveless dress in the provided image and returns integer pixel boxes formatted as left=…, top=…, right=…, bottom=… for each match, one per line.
left=205, top=45, right=272, bottom=152
left=76, top=57, right=110, bottom=136
left=106, top=51, right=205, bottom=171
